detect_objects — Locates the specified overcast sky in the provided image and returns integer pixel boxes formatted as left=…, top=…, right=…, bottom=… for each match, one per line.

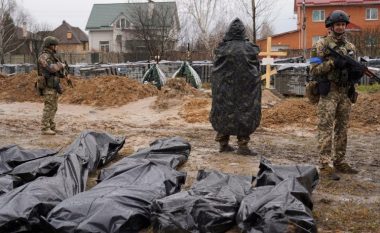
left=16, top=0, right=297, bottom=35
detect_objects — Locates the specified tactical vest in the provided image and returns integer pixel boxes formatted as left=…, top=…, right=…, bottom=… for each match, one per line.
left=39, top=50, right=60, bottom=89
left=321, top=36, right=356, bottom=84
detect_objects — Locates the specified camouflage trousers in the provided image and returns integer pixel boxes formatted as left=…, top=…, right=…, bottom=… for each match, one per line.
left=317, top=85, right=351, bottom=166
left=215, top=132, right=250, bottom=147
left=41, top=88, right=58, bottom=131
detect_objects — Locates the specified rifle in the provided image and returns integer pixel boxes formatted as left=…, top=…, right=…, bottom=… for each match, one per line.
left=326, top=47, right=380, bottom=83
left=62, top=60, right=74, bottom=88
left=55, top=56, right=74, bottom=88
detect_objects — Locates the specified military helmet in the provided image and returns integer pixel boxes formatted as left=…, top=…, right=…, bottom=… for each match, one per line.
left=325, top=10, right=350, bottom=28
left=43, top=36, right=59, bottom=48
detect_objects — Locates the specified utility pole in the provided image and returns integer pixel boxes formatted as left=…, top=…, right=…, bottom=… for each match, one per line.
left=302, top=0, right=307, bottom=58
left=252, top=0, right=256, bottom=43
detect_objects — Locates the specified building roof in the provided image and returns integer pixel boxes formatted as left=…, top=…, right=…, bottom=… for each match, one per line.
left=86, top=2, right=179, bottom=30
left=294, top=0, right=380, bottom=11
left=53, top=20, right=88, bottom=44
left=257, top=29, right=300, bottom=41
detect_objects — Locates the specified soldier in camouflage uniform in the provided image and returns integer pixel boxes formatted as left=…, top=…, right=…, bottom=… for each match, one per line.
left=38, top=36, right=69, bottom=135
left=310, top=10, right=360, bottom=180
left=210, top=18, right=261, bottom=156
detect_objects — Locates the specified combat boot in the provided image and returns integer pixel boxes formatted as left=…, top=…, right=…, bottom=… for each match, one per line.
left=334, top=162, right=359, bottom=174
left=319, top=166, right=340, bottom=181
left=237, top=145, right=257, bottom=156
left=219, top=144, right=235, bottom=153
left=41, top=129, right=56, bottom=135
left=51, top=127, right=63, bottom=134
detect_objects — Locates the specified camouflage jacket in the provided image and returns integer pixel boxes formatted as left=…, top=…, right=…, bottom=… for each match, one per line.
left=38, top=49, right=63, bottom=78
left=310, top=34, right=356, bottom=83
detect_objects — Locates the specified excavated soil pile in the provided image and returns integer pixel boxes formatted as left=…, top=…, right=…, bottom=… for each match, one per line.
left=60, top=76, right=158, bottom=106
left=350, top=92, right=380, bottom=128
left=179, top=93, right=380, bottom=129
left=0, top=73, right=158, bottom=107
left=262, top=93, right=380, bottom=129
left=261, top=98, right=318, bottom=128
left=179, top=97, right=318, bottom=127
left=179, top=97, right=211, bottom=123
left=0, top=71, right=41, bottom=103
left=262, top=89, right=283, bottom=108
left=179, top=89, right=285, bottom=124
left=153, top=78, right=207, bottom=110
left=1, top=73, right=379, bottom=128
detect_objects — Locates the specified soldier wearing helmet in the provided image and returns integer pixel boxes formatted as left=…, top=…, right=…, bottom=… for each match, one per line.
left=38, top=36, right=69, bottom=135
left=309, top=10, right=360, bottom=180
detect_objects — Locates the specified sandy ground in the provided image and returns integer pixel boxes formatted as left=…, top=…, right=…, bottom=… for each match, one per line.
left=0, top=93, right=379, bottom=232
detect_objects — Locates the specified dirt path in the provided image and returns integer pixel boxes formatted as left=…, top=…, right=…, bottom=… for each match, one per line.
left=1, top=96, right=379, bottom=232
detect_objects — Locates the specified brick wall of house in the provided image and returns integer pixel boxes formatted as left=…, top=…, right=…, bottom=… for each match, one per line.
left=59, top=43, right=89, bottom=53
left=303, top=5, right=380, bottom=48
left=256, top=31, right=301, bottom=52
left=262, top=1, right=380, bottom=52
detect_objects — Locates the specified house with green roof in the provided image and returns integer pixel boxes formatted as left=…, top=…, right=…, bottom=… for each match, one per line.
left=85, top=1, right=180, bottom=56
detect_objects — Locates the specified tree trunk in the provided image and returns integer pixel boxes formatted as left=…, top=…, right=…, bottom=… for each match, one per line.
left=251, top=0, right=256, bottom=43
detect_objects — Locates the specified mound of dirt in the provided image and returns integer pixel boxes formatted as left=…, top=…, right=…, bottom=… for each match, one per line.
left=350, top=92, right=380, bottom=128
left=153, top=78, right=206, bottom=110
left=178, top=93, right=380, bottom=129
left=0, top=73, right=158, bottom=107
left=0, top=71, right=41, bottom=103
left=179, top=97, right=211, bottom=123
left=178, top=89, right=286, bottom=123
left=1, top=72, right=379, bottom=129
left=262, top=89, right=283, bottom=108
left=259, top=93, right=380, bottom=129
left=261, top=98, right=318, bottom=127
left=60, top=76, right=158, bottom=106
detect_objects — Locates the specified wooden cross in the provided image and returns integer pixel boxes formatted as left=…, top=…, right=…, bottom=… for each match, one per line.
left=259, top=37, right=287, bottom=89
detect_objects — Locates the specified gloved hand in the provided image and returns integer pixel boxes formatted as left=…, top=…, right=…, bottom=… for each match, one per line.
left=348, top=66, right=364, bottom=82
left=333, top=57, right=347, bottom=69
left=57, top=62, right=66, bottom=70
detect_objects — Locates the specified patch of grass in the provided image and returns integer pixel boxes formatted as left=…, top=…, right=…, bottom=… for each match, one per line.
left=357, top=83, right=380, bottom=93
left=314, top=201, right=380, bottom=233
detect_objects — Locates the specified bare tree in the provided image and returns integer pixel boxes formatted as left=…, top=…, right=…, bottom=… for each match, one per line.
left=130, top=2, right=179, bottom=60
left=238, top=0, right=277, bottom=43
left=259, top=19, right=274, bottom=39
left=191, top=18, right=228, bottom=58
left=29, top=23, right=52, bottom=66
left=0, top=0, right=28, bottom=63
left=181, top=0, right=219, bottom=50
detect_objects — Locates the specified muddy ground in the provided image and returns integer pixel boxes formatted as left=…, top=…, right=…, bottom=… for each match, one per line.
left=0, top=75, right=379, bottom=232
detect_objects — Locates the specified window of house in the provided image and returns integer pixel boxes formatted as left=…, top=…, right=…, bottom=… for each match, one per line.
left=116, top=18, right=130, bottom=29
left=116, top=35, right=122, bottom=51
left=366, top=8, right=378, bottom=20
left=121, top=18, right=126, bottom=29
left=67, top=31, right=72, bottom=39
left=312, top=10, right=325, bottom=22
left=99, top=41, right=110, bottom=52
left=312, top=36, right=323, bottom=46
